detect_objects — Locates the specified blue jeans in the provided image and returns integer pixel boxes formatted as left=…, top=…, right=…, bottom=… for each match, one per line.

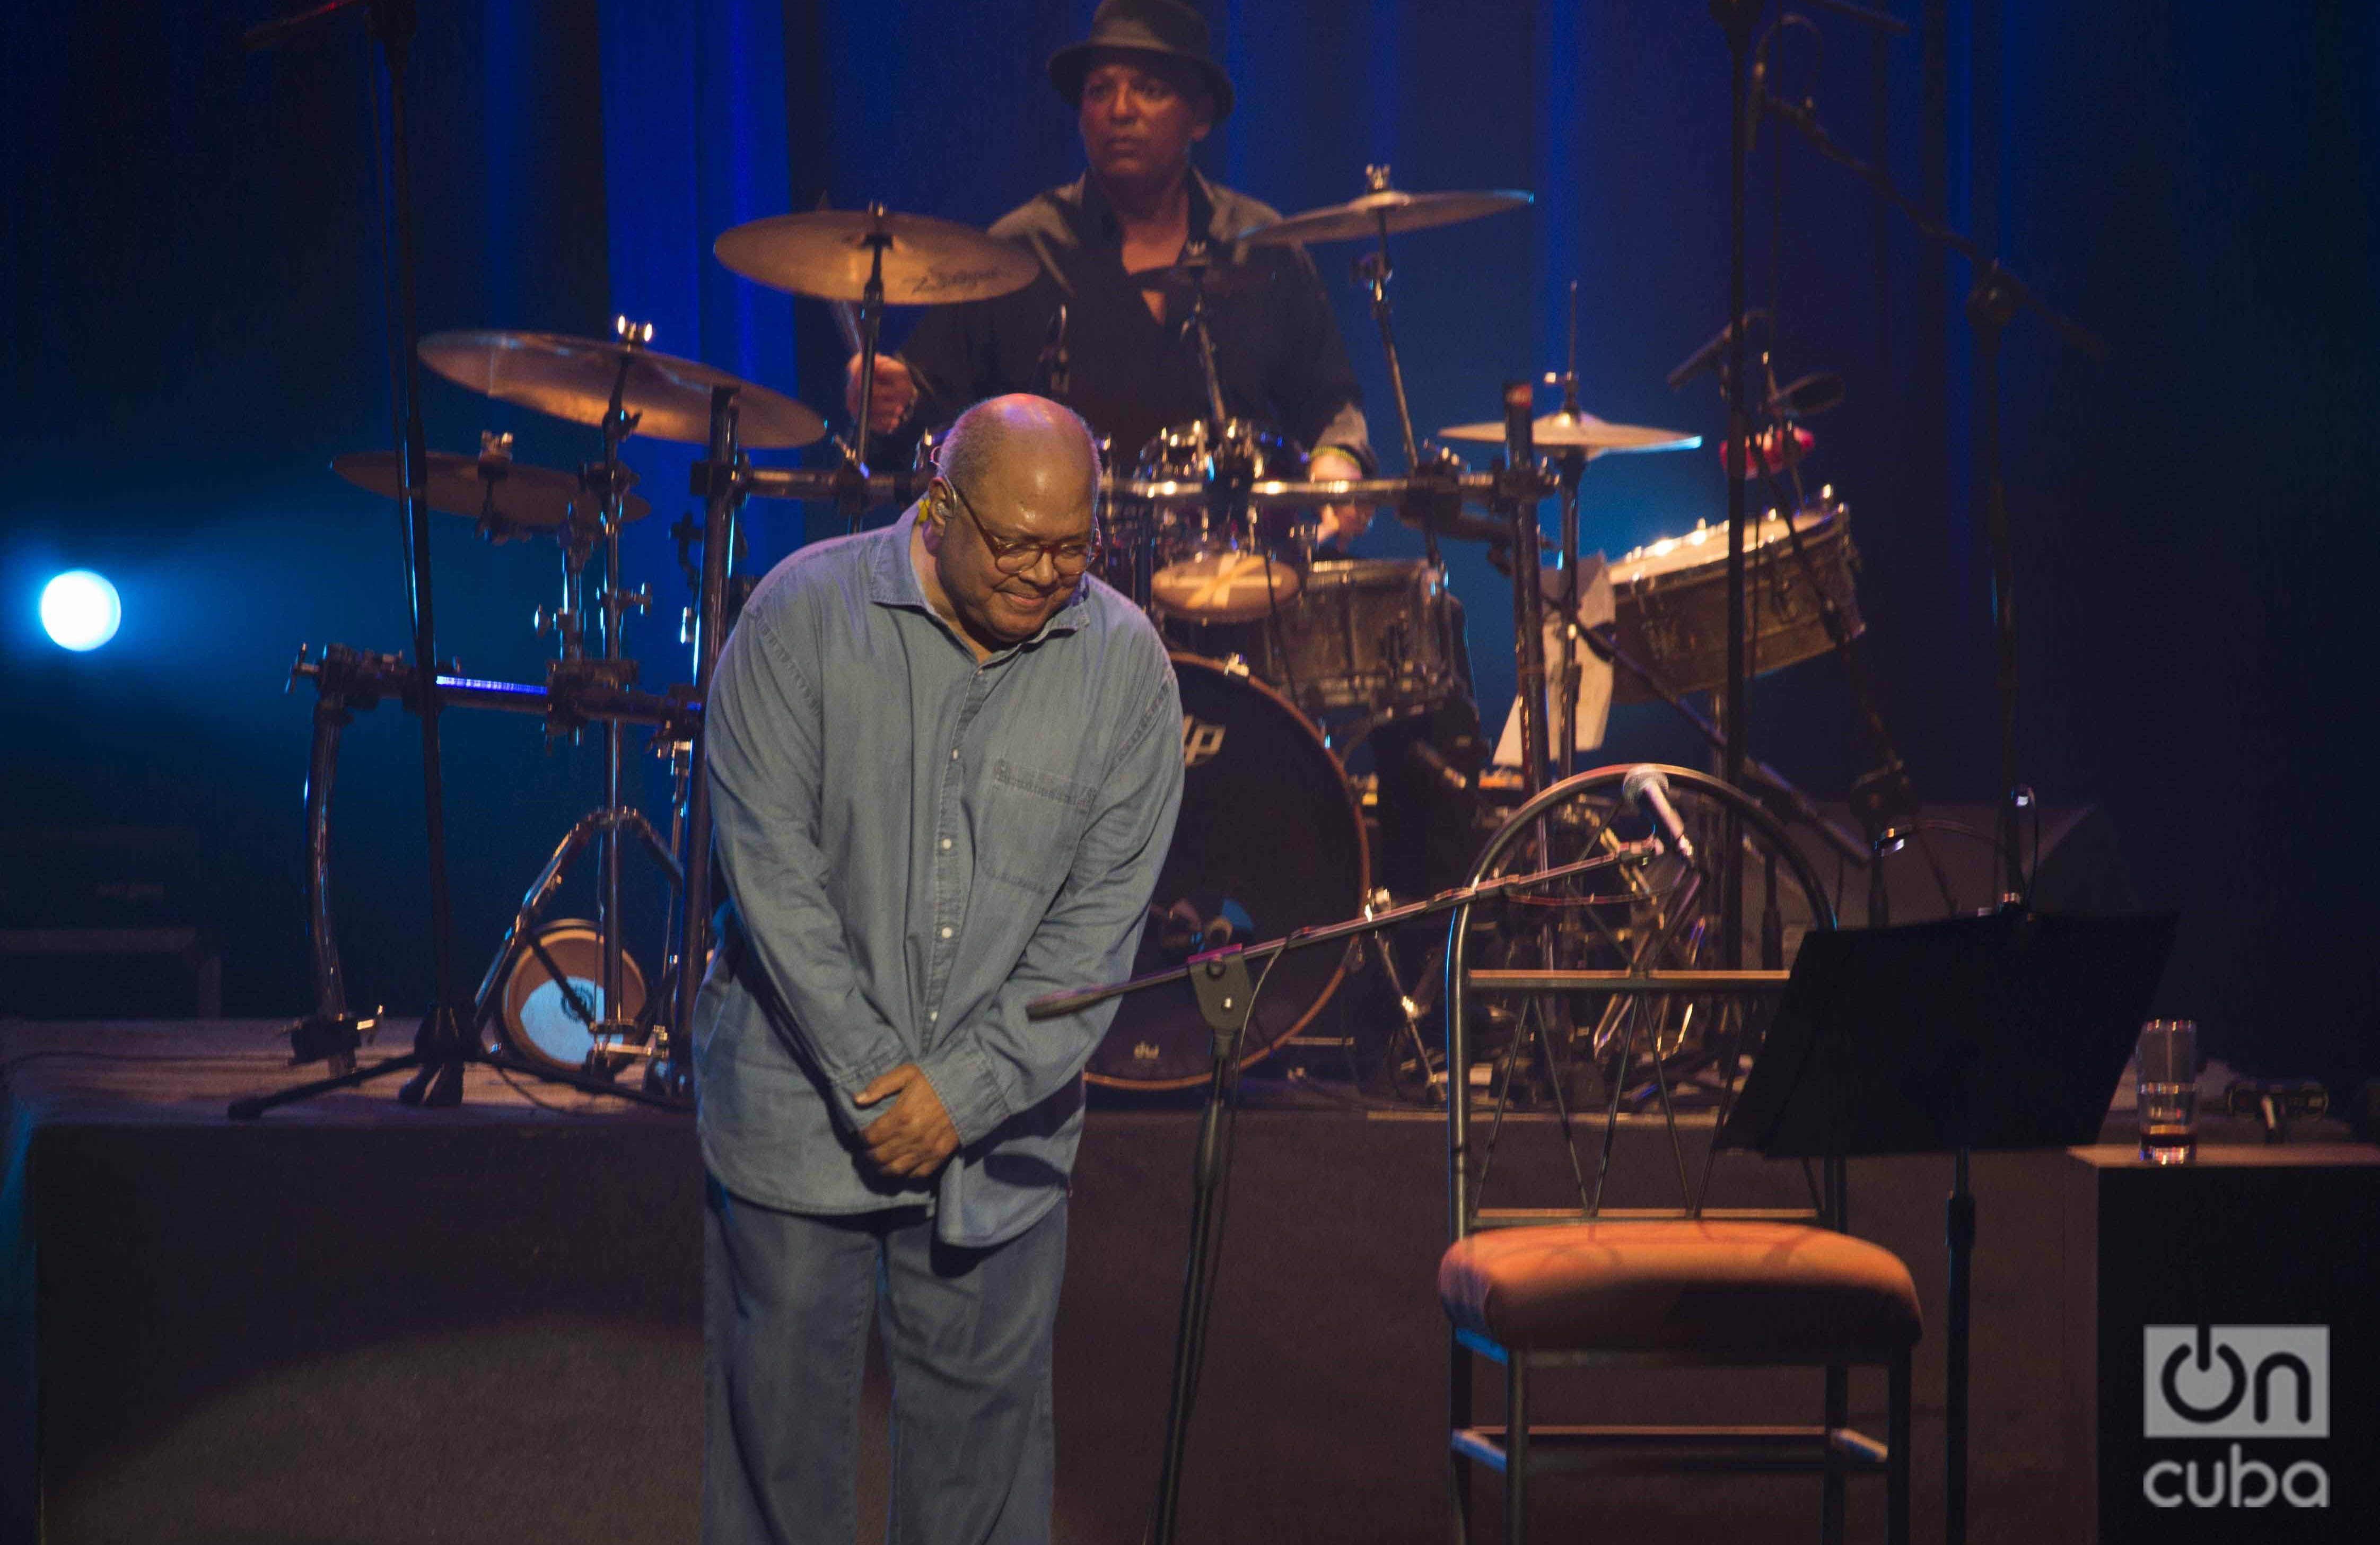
left=703, top=1175, right=1065, bottom=1545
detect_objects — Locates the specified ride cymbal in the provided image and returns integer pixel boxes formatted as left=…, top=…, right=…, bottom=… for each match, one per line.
left=1236, top=188, right=1531, bottom=247
left=418, top=331, right=824, bottom=448
left=331, top=451, right=650, bottom=531
left=713, top=208, right=1040, bottom=304
left=1440, top=409, right=1701, bottom=456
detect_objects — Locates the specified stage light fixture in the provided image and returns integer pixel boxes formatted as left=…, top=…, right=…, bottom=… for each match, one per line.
left=39, top=570, right=122, bottom=651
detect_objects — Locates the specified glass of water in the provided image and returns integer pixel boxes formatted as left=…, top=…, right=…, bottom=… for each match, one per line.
left=2135, top=1019, right=2198, bottom=1165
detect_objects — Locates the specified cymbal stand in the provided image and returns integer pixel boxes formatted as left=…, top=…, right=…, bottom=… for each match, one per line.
left=1178, top=246, right=1232, bottom=429
left=668, top=385, right=749, bottom=1091
left=1498, top=381, right=1552, bottom=798
left=1550, top=281, right=1588, bottom=781
left=841, top=206, right=894, bottom=534
left=1352, top=165, right=1438, bottom=568
left=1177, top=249, right=1268, bottom=599
left=531, top=444, right=597, bottom=665
left=398, top=324, right=672, bottom=1085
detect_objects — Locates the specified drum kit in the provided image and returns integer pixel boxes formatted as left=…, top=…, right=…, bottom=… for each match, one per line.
left=272, top=161, right=1888, bottom=1105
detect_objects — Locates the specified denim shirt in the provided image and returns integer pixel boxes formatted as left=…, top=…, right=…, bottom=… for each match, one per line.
left=693, top=510, right=1184, bottom=1247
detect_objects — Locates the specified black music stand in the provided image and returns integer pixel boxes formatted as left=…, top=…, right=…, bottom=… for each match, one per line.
left=1720, top=907, right=2177, bottom=1545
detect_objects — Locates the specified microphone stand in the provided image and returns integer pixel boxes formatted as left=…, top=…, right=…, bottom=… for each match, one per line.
left=242, top=0, right=470, bottom=1102
left=1751, top=77, right=2107, bottom=907
left=1711, top=0, right=1763, bottom=980
left=1027, top=844, right=1664, bottom=1545
left=1750, top=71, right=2107, bottom=1545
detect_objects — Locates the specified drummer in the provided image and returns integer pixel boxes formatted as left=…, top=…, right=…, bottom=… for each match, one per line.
left=845, top=0, right=1377, bottom=544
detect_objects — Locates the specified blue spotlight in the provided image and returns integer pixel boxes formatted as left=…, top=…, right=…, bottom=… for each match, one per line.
left=39, top=570, right=122, bottom=651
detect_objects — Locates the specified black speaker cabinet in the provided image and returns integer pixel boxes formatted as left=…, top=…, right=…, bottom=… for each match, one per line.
left=2057, top=1144, right=2380, bottom=1543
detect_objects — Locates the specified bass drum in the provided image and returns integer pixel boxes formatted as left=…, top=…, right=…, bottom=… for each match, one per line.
left=1085, top=653, right=1369, bottom=1089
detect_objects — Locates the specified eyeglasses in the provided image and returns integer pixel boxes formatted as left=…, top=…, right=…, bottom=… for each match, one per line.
left=940, top=475, right=1098, bottom=577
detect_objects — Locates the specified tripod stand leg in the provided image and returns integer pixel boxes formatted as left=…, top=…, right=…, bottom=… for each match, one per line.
left=1369, top=929, right=1444, bottom=1105
left=229, top=1050, right=428, bottom=1120
left=395, top=1003, right=474, bottom=1108
left=398, top=1057, right=465, bottom=1108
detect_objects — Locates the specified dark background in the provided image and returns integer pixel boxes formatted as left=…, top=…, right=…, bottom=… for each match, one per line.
left=2, top=1, right=2373, bottom=1082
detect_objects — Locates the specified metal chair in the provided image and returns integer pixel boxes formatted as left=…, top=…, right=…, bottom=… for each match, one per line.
left=1440, top=764, right=1918, bottom=1543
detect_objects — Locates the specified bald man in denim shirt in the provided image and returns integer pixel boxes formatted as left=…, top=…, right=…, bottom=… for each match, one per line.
left=693, top=395, right=1183, bottom=1545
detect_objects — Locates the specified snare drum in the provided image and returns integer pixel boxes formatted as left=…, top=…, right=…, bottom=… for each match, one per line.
left=1134, top=418, right=1311, bottom=623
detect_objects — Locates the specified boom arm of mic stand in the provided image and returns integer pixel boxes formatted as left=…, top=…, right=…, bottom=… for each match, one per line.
left=1025, top=843, right=1660, bottom=1022
left=1757, top=89, right=2105, bottom=361
left=240, top=0, right=372, bottom=51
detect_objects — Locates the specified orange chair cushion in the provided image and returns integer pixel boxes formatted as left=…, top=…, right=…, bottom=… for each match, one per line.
left=1440, top=1221, right=1921, bottom=1357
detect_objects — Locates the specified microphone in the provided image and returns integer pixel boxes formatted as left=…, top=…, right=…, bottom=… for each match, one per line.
left=1666, top=308, right=1766, bottom=392
left=1622, top=765, right=1695, bottom=863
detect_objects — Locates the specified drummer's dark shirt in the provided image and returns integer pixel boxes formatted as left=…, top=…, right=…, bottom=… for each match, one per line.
left=895, top=170, right=1374, bottom=471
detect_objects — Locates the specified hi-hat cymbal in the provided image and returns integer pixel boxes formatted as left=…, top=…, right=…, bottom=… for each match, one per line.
left=713, top=209, right=1041, bottom=304
left=1439, top=409, right=1702, bottom=456
left=1236, top=188, right=1531, bottom=247
left=418, top=331, right=826, bottom=449
left=331, top=451, right=650, bottom=531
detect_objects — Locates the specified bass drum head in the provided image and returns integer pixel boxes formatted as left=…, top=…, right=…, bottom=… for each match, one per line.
left=495, top=918, right=648, bottom=1076
left=1086, top=654, right=1368, bottom=1089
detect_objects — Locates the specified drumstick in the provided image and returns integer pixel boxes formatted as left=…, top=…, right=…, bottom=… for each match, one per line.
left=815, top=193, right=868, bottom=356
left=829, top=298, right=863, bottom=356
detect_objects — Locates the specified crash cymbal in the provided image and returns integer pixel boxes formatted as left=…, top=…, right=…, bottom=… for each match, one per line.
left=331, top=451, right=650, bottom=531
left=713, top=208, right=1040, bottom=304
left=1440, top=409, right=1702, bottom=456
left=1236, top=187, right=1531, bottom=247
left=418, top=331, right=825, bottom=449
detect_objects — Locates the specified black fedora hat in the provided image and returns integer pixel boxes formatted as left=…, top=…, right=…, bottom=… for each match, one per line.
left=1047, top=0, right=1235, bottom=122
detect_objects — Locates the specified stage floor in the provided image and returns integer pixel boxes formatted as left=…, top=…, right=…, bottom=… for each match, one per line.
left=4, top=1018, right=2348, bottom=1544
